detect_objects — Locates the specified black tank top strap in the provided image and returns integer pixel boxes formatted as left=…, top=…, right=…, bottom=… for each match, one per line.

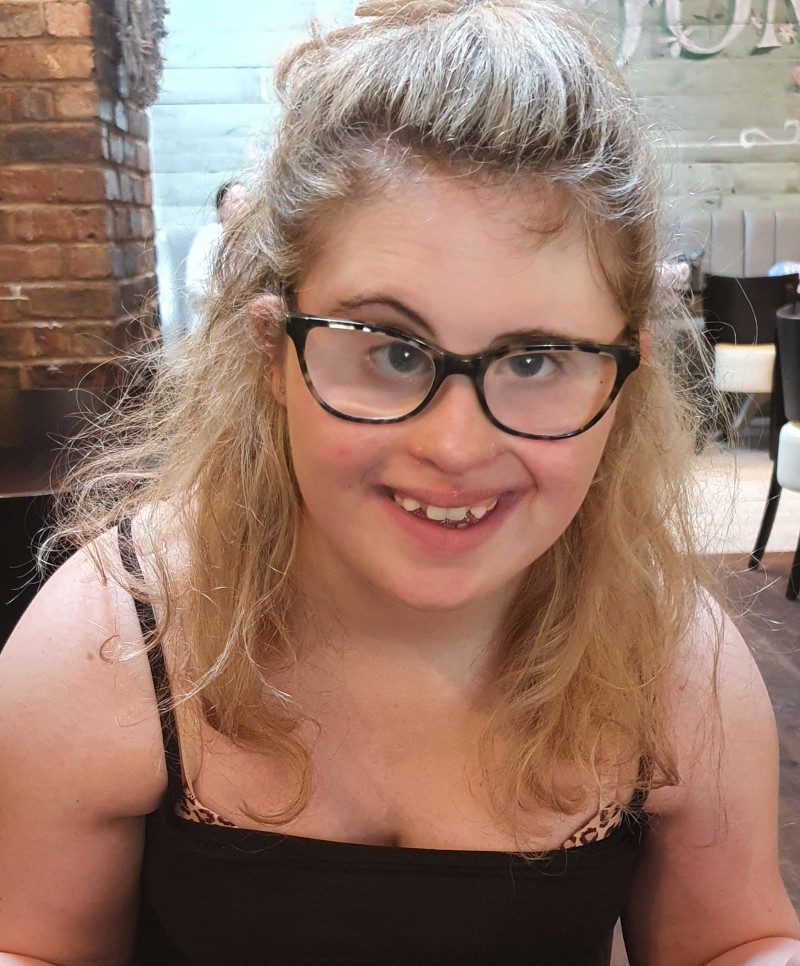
left=117, top=516, right=184, bottom=803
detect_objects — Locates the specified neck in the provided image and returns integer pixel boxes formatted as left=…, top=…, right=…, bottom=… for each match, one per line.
left=292, top=527, right=515, bottom=689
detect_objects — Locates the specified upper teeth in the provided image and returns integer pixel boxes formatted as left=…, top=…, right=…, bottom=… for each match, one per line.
left=392, top=493, right=497, bottom=520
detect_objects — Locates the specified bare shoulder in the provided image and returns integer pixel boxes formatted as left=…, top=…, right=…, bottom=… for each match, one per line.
left=621, top=593, right=799, bottom=965
left=0, top=530, right=167, bottom=818
left=645, top=592, right=770, bottom=818
left=0, top=532, right=169, bottom=961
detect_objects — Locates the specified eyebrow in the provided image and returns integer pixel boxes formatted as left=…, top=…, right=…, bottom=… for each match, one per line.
left=331, top=294, right=602, bottom=347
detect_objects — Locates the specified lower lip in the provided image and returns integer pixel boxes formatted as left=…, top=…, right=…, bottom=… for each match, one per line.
left=377, top=489, right=520, bottom=557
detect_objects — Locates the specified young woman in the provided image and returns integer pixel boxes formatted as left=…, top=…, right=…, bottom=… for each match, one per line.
left=1, top=1, right=798, bottom=964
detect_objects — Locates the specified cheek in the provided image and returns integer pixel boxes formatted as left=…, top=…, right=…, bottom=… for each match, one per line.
left=284, top=368, right=385, bottom=509
left=517, top=418, right=613, bottom=514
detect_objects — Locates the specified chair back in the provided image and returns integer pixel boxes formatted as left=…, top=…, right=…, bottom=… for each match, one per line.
left=777, top=303, right=800, bottom=423
left=703, top=274, right=799, bottom=345
left=669, top=208, right=800, bottom=276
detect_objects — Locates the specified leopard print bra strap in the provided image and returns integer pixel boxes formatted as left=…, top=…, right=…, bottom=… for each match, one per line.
left=117, top=516, right=185, bottom=803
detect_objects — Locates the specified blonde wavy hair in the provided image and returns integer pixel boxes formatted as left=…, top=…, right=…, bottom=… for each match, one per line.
left=49, top=0, right=720, bottom=828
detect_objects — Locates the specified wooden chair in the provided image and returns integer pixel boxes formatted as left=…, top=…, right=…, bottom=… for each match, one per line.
left=703, top=274, right=799, bottom=437
left=748, top=302, right=800, bottom=599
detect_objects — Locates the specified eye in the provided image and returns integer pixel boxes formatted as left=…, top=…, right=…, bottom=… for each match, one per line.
left=370, top=340, right=429, bottom=376
left=504, top=352, right=561, bottom=378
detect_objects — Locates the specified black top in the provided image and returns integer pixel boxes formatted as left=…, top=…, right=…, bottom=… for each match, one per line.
left=118, top=519, right=649, bottom=966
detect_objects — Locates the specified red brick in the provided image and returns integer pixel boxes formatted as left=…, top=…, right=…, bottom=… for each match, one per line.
left=113, top=244, right=155, bottom=279
left=44, top=1, right=91, bottom=38
left=119, top=274, right=156, bottom=314
left=126, top=106, right=149, bottom=140
left=72, top=205, right=111, bottom=241
left=108, top=132, right=123, bottom=164
left=0, top=321, right=73, bottom=360
left=23, top=281, right=121, bottom=319
left=126, top=207, right=141, bottom=239
left=0, top=210, right=15, bottom=242
left=140, top=243, right=156, bottom=275
left=0, top=3, right=44, bottom=38
left=134, top=141, right=150, bottom=172
left=51, top=166, right=106, bottom=202
left=0, top=302, right=22, bottom=321
left=113, top=99, right=127, bottom=131
left=0, top=243, right=63, bottom=279
left=108, top=244, right=124, bottom=276
left=0, top=123, right=101, bottom=164
left=130, top=174, right=145, bottom=205
left=118, top=171, right=133, bottom=203
left=97, top=96, right=113, bottom=124
left=0, top=208, right=45, bottom=242
left=0, top=43, right=93, bottom=81
left=52, top=81, right=97, bottom=119
left=0, top=166, right=110, bottom=204
left=111, top=205, right=128, bottom=240
left=0, top=89, right=12, bottom=123
left=2, top=208, right=38, bottom=242
left=0, top=205, right=110, bottom=242
left=0, top=283, right=29, bottom=321
left=120, top=241, right=142, bottom=275
left=20, top=359, right=122, bottom=389
left=0, top=86, right=54, bottom=122
left=103, top=168, right=119, bottom=201
left=0, top=166, right=53, bottom=203
left=72, top=320, right=129, bottom=356
left=64, top=244, right=111, bottom=278
left=0, top=367, right=21, bottom=391
left=92, top=48, right=116, bottom=91
left=0, top=324, right=37, bottom=360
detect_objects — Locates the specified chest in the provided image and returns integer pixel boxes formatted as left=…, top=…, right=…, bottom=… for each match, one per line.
left=182, top=688, right=621, bottom=851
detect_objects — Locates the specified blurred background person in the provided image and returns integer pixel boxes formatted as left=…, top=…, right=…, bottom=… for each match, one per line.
left=184, top=180, right=249, bottom=327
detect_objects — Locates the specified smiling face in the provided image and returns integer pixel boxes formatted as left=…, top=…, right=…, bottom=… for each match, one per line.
left=276, top=177, right=630, bottom=614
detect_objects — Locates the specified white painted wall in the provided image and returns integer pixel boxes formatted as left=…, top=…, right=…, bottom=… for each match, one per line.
left=150, top=0, right=356, bottom=228
left=150, top=0, right=800, bottom=229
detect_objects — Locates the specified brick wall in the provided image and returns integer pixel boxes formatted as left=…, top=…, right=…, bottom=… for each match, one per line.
left=0, top=0, right=156, bottom=391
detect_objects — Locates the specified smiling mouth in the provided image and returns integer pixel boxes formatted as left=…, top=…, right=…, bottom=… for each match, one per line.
left=390, top=490, right=499, bottom=529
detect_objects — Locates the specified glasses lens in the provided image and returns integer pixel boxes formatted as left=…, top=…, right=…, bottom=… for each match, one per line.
left=305, top=325, right=436, bottom=418
left=484, top=348, right=618, bottom=437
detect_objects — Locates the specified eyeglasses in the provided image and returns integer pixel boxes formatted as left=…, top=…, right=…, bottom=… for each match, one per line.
left=284, top=313, right=640, bottom=440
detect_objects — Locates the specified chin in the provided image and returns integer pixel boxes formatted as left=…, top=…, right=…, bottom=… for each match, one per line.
left=378, top=567, right=507, bottom=613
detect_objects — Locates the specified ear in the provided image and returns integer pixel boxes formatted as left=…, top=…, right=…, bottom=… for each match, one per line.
left=250, top=294, right=286, bottom=405
left=251, top=293, right=282, bottom=344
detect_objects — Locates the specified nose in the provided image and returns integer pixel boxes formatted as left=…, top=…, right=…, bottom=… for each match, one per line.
left=404, top=375, right=502, bottom=474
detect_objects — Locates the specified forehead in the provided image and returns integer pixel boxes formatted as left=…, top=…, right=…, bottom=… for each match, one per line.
left=297, top=177, right=626, bottom=352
